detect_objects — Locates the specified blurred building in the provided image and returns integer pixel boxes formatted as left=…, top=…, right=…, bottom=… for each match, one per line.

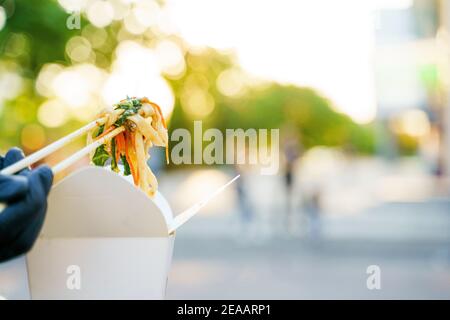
left=439, top=0, right=450, bottom=183
left=373, top=0, right=450, bottom=185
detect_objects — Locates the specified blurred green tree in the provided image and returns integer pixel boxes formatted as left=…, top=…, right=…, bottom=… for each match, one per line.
left=0, top=0, right=376, bottom=160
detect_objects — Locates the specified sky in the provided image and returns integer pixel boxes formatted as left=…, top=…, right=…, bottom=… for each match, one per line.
left=48, top=0, right=416, bottom=126
left=165, top=0, right=414, bottom=123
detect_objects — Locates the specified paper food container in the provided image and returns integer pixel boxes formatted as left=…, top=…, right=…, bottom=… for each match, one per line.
left=0, top=166, right=237, bottom=299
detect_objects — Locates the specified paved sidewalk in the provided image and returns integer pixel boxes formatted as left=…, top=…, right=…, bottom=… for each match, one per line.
left=167, top=237, right=450, bottom=299
left=160, top=168, right=450, bottom=299
left=166, top=197, right=450, bottom=299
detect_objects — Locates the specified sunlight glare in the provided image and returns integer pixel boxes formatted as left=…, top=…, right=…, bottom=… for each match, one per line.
left=166, top=0, right=378, bottom=123
left=102, top=41, right=175, bottom=117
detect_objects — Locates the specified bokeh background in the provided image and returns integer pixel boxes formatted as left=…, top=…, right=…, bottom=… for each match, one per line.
left=1, top=0, right=450, bottom=299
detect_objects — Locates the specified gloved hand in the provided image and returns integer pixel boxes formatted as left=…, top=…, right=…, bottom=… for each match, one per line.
left=0, top=148, right=53, bottom=263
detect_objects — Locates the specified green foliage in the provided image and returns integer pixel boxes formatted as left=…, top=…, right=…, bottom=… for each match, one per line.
left=0, top=0, right=81, bottom=74
left=396, top=133, right=419, bottom=156
left=167, top=50, right=376, bottom=155
left=232, top=85, right=376, bottom=153
left=0, top=0, right=376, bottom=158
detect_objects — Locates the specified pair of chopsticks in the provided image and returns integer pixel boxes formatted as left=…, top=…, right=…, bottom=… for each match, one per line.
left=0, top=117, right=124, bottom=176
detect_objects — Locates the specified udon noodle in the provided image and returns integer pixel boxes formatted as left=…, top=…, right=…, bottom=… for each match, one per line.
left=87, top=97, right=168, bottom=197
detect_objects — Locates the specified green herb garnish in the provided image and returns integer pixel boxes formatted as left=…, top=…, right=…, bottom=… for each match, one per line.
left=94, top=124, right=105, bottom=138
left=92, top=124, right=108, bottom=166
left=110, top=138, right=118, bottom=172
left=92, top=144, right=109, bottom=166
left=120, top=154, right=131, bottom=176
left=114, top=97, right=143, bottom=127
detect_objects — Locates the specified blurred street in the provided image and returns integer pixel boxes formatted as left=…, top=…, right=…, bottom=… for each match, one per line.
left=163, top=168, right=450, bottom=299
left=167, top=202, right=450, bottom=299
left=168, top=237, right=450, bottom=299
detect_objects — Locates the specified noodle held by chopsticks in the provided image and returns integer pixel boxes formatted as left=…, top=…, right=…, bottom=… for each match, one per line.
left=88, top=97, right=168, bottom=197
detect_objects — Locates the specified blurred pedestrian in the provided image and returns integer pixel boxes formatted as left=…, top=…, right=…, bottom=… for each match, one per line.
left=282, top=131, right=301, bottom=234
left=233, top=164, right=254, bottom=237
left=304, top=187, right=322, bottom=242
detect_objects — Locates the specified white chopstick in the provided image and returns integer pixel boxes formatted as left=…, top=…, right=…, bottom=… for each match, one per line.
left=52, top=126, right=125, bottom=175
left=168, top=174, right=240, bottom=234
left=0, top=120, right=122, bottom=213
left=0, top=118, right=106, bottom=176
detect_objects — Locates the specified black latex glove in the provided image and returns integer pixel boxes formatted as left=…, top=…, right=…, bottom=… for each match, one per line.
left=0, top=148, right=53, bottom=263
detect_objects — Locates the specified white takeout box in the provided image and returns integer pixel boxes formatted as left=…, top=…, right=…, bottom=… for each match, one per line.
left=0, top=166, right=235, bottom=299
